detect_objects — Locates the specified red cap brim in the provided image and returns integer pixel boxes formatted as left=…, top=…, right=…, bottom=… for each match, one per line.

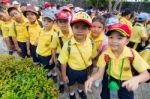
left=70, top=19, right=93, bottom=27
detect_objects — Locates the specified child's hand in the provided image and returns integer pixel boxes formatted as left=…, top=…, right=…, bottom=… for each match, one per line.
left=49, top=58, right=53, bottom=65
left=122, top=76, right=139, bottom=92
left=16, top=47, right=22, bottom=53
left=27, top=50, right=30, bottom=56
left=62, top=75, right=69, bottom=84
left=85, top=77, right=94, bottom=93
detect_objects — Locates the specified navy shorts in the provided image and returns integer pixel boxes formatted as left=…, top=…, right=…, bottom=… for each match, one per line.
left=66, top=66, right=88, bottom=86
left=18, top=42, right=28, bottom=58
left=101, top=75, right=134, bottom=99
left=38, top=55, right=55, bottom=70
left=30, top=44, right=39, bottom=63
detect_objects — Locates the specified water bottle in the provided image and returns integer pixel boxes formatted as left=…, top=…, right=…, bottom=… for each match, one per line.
left=108, top=81, right=119, bottom=99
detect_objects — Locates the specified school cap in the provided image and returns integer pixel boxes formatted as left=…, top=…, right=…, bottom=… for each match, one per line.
left=106, top=23, right=131, bottom=38
left=55, top=10, right=70, bottom=20
left=70, top=12, right=93, bottom=27
left=105, top=17, right=119, bottom=26
left=12, top=1, right=19, bottom=5
left=44, top=2, right=51, bottom=9
left=74, top=7, right=84, bottom=13
left=23, top=5, right=39, bottom=18
left=60, top=6, right=71, bottom=14
left=7, top=6, right=19, bottom=14
left=136, top=12, right=149, bottom=22
left=42, top=9, right=58, bottom=21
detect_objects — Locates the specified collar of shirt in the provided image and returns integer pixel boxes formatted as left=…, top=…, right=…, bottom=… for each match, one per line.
left=105, top=46, right=133, bottom=59
left=58, top=27, right=73, bottom=38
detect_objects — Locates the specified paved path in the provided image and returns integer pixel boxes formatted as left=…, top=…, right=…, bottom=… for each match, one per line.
left=59, top=83, right=150, bottom=99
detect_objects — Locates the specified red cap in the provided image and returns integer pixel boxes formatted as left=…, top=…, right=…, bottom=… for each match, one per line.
left=107, top=23, right=131, bottom=38
left=55, top=11, right=70, bottom=20
left=60, top=6, right=72, bottom=14
left=44, top=2, right=51, bottom=9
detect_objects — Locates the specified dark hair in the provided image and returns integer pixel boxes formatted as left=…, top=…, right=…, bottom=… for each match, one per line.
left=92, top=16, right=105, bottom=26
left=71, top=21, right=90, bottom=28
left=7, top=7, right=19, bottom=15
left=121, top=8, right=131, bottom=16
left=106, top=30, right=126, bottom=37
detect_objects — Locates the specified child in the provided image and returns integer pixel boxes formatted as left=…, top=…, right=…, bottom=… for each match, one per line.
left=8, top=6, right=30, bottom=58
left=85, top=23, right=150, bottom=99
left=23, top=5, right=42, bottom=65
left=0, top=8, right=14, bottom=54
left=51, top=10, right=73, bottom=93
left=58, top=12, right=97, bottom=99
left=90, top=16, right=108, bottom=87
left=128, top=13, right=148, bottom=51
left=36, top=9, right=57, bottom=81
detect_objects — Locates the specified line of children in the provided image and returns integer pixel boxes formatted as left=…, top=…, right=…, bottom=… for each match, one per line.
left=51, top=10, right=73, bottom=93
left=85, top=23, right=150, bottom=99
left=23, top=5, right=42, bottom=65
left=58, top=12, right=97, bottom=99
left=8, top=6, right=30, bottom=58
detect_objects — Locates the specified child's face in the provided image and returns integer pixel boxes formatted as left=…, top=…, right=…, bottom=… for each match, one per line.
left=26, top=12, right=37, bottom=23
left=108, top=31, right=129, bottom=52
left=57, top=19, right=69, bottom=31
left=0, top=12, right=8, bottom=21
left=72, top=22, right=90, bottom=41
left=91, top=21, right=104, bottom=38
left=42, top=17, right=54, bottom=29
left=9, top=10, right=22, bottom=21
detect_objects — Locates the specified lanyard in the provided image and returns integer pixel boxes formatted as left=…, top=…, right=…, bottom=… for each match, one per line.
left=108, top=58, right=125, bottom=81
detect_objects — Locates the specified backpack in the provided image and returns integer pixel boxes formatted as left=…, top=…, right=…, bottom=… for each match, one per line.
left=104, top=48, right=139, bottom=76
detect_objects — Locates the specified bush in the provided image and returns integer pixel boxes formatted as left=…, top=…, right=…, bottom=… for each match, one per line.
left=0, top=55, right=58, bottom=99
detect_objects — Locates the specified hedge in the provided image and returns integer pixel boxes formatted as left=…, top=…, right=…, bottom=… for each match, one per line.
left=0, top=55, right=58, bottom=99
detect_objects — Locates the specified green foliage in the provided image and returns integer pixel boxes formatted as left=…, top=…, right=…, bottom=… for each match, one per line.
left=0, top=55, right=58, bottom=99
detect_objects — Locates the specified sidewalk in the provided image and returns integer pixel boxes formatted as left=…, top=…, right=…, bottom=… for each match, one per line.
left=59, top=83, right=150, bottom=99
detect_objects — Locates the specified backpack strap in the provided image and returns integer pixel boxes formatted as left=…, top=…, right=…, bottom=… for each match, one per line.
left=57, top=32, right=63, bottom=48
left=67, top=40, right=71, bottom=55
left=13, top=22, right=17, bottom=35
left=37, top=20, right=43, bottom=28
left=26, top=26, right=29, bottom=32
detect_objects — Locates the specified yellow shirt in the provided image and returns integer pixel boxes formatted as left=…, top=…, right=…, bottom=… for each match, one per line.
left=51, top=27, right=73, bottom=53
left=90, top=32, right=104, bottom=50
left=130, top=23, right=147, bottom=43
left=1, top=20, right=13, bottom=38
left=26, top=21, right=42, bottom=45
left=36, top=29, right=53, bottom=56
left=58, top=37, right=97, bottom=70
left=120, top=17, right=132, bottom=31
left=140, top=44, right=150, bottom=66
left=9, top=20, right=29, bottom=42
left=97, top=46, right=149, bottom=80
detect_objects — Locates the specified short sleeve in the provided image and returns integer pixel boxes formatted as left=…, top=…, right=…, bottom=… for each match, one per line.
left=96, top=53, right=106, bottom=68
left=58, top=43, right=69, bottom=65
left=51, top=32, right=58, bottom=49
left=132, top=49, right=149, bottom=73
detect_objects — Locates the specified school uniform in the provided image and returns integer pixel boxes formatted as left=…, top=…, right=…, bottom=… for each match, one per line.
left=26, top=21, right=41, bottom=64
left=36, top=28, right=54, bottom=69
left=97, top=47, right=149, bottom=99
left=58, top=37, right=97, bottom=86
left=9, top=19, right=29, bottom=58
